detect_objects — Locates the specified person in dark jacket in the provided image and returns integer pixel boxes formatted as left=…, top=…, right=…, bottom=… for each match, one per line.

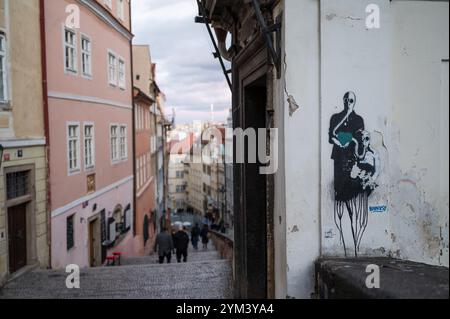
left=171, top=228, right=177, bottom=254
left=200, top=224, right=210, bottom=250
left=154, top=226, right=174, bottom=264
left=191, top=223, right=201, bottom=250
left=173, top=226, right=190, bottom=263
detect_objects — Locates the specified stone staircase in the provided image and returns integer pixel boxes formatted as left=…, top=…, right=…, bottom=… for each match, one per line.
left=121, top=246, right=222, bottom=266
left=0, top=243, right=233, bottom=299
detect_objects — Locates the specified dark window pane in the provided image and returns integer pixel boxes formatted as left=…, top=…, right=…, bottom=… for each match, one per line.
left=6, top=171, right=30, bottom=200
left=67, top=215, right=74, bottom=250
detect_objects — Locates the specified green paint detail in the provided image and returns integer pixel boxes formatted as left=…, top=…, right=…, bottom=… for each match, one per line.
left=337, top=132, right=353, bottom=146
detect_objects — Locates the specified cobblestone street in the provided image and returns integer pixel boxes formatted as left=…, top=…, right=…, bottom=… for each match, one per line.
left=0, top=244, right=233, bottom=299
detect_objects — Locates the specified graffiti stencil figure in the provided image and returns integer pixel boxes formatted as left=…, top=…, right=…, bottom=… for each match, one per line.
left=329, top=92, right=380, bottom=257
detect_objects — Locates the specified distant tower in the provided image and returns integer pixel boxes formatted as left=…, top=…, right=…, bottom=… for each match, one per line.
left=171, top=108, right=176, bottom=126
left=210, top=104, right=214, bottom=124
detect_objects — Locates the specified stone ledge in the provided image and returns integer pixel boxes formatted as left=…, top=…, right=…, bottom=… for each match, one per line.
left=209, top=230, right=233, bottom=261
left=315, top=257, right=449, bottom=299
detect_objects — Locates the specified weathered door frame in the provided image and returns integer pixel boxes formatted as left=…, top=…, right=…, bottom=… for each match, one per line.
left=3, top=164, right=38, bottom=275
left=233, top=34, right=275, bottom=299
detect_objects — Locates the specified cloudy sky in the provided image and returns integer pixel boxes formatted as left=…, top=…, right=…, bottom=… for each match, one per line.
left=131, top=0, right=231, bottom=125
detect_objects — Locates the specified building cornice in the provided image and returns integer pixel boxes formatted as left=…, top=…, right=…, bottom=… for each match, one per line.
left=77, top=0, right=133, bottom=41
left=0, top=138, right=46, bottom=148
left=48, top=91, right=132, bottom=110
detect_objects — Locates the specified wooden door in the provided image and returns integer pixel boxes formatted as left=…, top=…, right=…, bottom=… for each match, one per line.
left=89, top=220, right=96, bottom=267
left=8, top=203, right=27, bottom=273
left=89, top=218, right=101, bottom=267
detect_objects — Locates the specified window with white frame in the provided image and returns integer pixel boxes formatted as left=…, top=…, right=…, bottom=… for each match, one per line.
left=84, top=124, right=95, bottom=169
left=140, top=156, right=144, bottom=187
left=118, top=58, right=125, bottom=89
left=146, top=153, right=150, bottom=180
left=68, top=124, right=80, bottom=173
left=64, top=28, right=77, bottom=73
left=136, top=105, right=140, bottom=130
left=0, top=33, right=7, bottom=102
left=136, top=158, right=140, bottom=188
left=108, top=52, right=117, bottom=86
left=134, top=105, right=138, bottom=130
left=110, top=125, right=119, bottom=162
left=81, top=36, right=92, bottom=77
left=144, top=154, right=148, bottom=181
left=117, top=0, right=125, bottom=20
left=119, top=125, right=127, bottom=159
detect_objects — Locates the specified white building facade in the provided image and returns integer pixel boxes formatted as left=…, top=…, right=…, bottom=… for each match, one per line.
left=201, top=0, right=449, bottom=299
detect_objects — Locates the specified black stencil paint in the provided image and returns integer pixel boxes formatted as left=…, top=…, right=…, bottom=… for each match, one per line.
left=329, top=92, right=381, bottom=257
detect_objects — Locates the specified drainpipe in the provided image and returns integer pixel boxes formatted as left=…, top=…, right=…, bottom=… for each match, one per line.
left=128, top=3, right=137, bottom=237
left=39, top=0, right=51, bottom=269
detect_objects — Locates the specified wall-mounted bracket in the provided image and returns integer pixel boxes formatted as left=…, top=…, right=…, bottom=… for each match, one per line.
left=195, top=0, right=233, bottom=91
left=251, top=0, right=282, bottom=78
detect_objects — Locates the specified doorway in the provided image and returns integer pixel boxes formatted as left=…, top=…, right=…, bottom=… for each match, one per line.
left=233, top=36, right=274, bottom=299
left=88, top=217, right=101, bottom=267
left=243, top=75, right=268, bottom=298
left=5, top=165, right=36, bottom=275
left=8, top=203, right=28, bottom=273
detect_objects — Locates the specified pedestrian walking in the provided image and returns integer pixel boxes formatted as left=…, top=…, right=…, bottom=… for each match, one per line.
left=173, top=225, right=190, bottom=263
left=200, top=224, right=210, bottom=250
left=191, top=223, right=201, bottom=250
left=171, top=228, right=177, bottom=254
left=154, top=226, right=174, bottom=264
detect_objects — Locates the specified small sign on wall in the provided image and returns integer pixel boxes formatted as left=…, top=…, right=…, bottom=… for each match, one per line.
left=87, top=174, right=96, bottom=194
left=369, top=205, right=388, bottom=214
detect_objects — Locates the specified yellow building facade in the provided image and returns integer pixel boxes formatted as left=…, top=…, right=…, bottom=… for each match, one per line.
left=0, top=0, right=49, bottom=285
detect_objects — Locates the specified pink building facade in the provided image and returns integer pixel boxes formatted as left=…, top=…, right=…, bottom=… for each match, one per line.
left=43, top=0, right=134, bottom=269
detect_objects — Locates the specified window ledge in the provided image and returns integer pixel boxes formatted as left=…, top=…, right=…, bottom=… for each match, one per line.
left=68, top=169, right=81, bottom=176
left=111, top=158, right=127, bottom=166
left=65, top=69, right=78, bottom=76
left=82, top=74, right=93, bottom=80
left=0, top=101, right=11, bottom=110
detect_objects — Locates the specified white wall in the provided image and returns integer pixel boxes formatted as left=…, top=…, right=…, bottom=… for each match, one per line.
left=282, top=0, right=449, bottom=298
left=389, top=1, right=449, bottom=266
left=320, top=0, right=392, bottom=257
left=283, top=0, right=321, bottom=299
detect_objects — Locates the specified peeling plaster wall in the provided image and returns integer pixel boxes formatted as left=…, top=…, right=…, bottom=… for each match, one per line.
left=389, top=1, right=449, bottom=267
left=320, top=0, right=393, bottom=258
left=284, top=0, right=321, bottom=299
left=283, top=0, right=449, bottom=298
left=273, top=1, right=288, bottom=300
